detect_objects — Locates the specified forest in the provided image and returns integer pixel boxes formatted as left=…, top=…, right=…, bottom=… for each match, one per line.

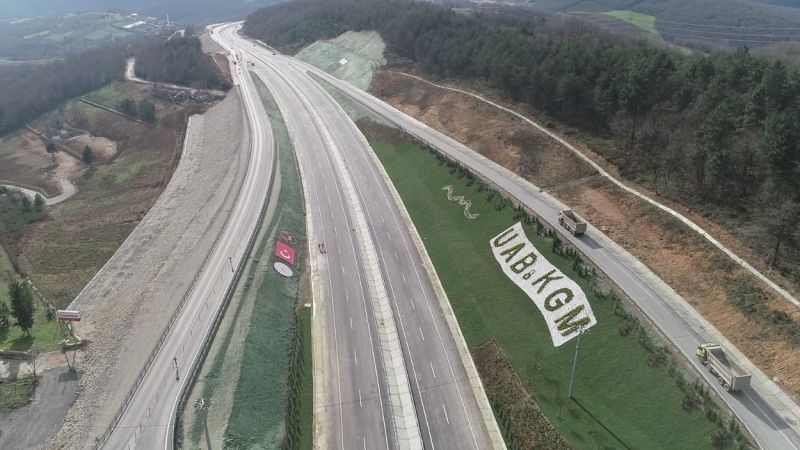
left=0, top=45, right=125, bottom=136
left=245, top=0, right=800, bottom=275
left=134, top=34, right=229, bottom=90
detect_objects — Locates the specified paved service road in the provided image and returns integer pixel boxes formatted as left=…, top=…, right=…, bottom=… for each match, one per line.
left=100, top=37, right=276, bottom=449
left=213, top=24, right=500, bottom=450
left=284, top=53, right=800, bottom=450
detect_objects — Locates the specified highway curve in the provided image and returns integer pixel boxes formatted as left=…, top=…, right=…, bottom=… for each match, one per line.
left=99, top=38, right=277, bottom=449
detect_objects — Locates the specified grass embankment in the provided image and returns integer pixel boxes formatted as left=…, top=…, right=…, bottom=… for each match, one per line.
left=605, top=10, right=659, bottom=35
left=361, top=121, right=746, bottom=449
left=179, top=76, right=311, bottom=449
left=0, top=190, right=65, bottom=352
left=224, top=77, right=310, bottom=447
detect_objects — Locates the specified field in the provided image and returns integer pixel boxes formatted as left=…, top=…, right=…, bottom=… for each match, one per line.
left=361, top=121, right=739, bottom=449
left=0, top=12, right=138, bottom=59
left=4, top=81, right=207, bottom=308
left=604, top=10, right=659, bottom=35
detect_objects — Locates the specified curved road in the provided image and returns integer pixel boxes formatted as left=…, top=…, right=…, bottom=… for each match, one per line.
left=99, top=40, right=276, bottom=449
left=285, top=51, right=800, bottom=450
left=213, top=23, right=502, bottom=450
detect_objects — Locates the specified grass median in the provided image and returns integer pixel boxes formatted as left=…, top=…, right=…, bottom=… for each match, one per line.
left=360, top=120, right=742, bottom=449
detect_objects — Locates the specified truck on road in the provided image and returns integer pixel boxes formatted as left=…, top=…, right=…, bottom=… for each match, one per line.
left=558, top=210, right=587, bottom=236
left=696, top=343, right=751, bottom=392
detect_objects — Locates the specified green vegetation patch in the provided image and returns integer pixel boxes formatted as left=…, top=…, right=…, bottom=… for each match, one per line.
left=0, top=376, right=37, bottom=409
left=294, top=30, right=386, bottom=90
left=361, top=121, right=743, bottom=449
left=605, top=10, right=659, bottom=35
left=0, top=188, right=47, bottom=234
left=222, top=76, right=308, bottom=448
left=179, top=76, right=310, bottom=449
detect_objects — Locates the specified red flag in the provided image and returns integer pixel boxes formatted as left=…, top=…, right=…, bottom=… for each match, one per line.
left=275, top=241, right=296, bottom=265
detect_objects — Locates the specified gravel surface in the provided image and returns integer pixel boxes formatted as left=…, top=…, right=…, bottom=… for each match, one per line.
left=50, top=91, right=249, bottom=449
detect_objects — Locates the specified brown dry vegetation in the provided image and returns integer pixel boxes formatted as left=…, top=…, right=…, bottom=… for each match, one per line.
left=0, top=130, right=60, bottom=195
left=2, top=83, right=209, bottom=308
left=472, top=338, right=571, bottom=450
left=372, top=70, right=800, bottom=400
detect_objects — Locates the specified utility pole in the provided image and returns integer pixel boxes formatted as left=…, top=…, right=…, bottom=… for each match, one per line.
left=195, top=398, right=212, bottom=450
left=568, top=326, right=586, bottom=399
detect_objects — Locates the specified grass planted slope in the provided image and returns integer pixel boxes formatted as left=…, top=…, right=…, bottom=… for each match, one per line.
left=363, top=123, right=734, bottom=449
left=605, top=10, right=660, bottom=35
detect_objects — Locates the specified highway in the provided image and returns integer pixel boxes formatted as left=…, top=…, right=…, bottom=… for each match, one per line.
left=281, top=52, right=800, bottom=449
left=99, top=35, right=276, bottom=449
left=213, top=24, right=501, bottom=450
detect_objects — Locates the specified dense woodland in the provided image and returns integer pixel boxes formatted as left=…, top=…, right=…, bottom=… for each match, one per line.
left=246, top=0, right=800, bottom=272
left=0, top=46, right=125, bottom=136
left=134, top=34, right=229, bottom=90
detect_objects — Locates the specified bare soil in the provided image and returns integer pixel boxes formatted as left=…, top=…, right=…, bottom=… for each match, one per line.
left=0, top=130, right=60, bottom=195
left=372, top=70, right=800, bottom=401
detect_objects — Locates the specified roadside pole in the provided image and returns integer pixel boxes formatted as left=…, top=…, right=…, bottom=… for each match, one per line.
left=568, top=326, right=586, bottom=399
left=195, top=398, right=212, bottom=450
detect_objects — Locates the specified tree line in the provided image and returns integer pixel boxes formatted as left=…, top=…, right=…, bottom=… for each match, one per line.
left=245, top=0, right=800, bottom=271
left=0, top=45, right=126, bottom=136
left=134, top=34, right=230, bottom=90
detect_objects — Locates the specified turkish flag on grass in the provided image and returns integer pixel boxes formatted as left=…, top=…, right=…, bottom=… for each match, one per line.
left=275, top=241, right=296, bottom=265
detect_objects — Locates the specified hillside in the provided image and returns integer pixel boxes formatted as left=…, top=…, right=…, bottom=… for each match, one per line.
left=0, top=0, right=281, bottom=24
left=531, top=0, right=800, bottom=52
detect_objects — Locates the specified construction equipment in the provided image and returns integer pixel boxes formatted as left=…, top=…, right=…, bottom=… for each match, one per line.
left=696, top=343, right=751, bottom=392
left=558, top=210, right=587, bottom=236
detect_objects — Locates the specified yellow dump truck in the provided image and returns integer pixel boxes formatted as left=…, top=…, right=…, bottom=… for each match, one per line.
left=696, top=343, right=751, bottom=392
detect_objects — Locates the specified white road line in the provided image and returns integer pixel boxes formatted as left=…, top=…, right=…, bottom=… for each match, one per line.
left=401, top=272, right=407, bottom=284
left=430, top=361, right=437, bottom=379
left=394, top=250, right=399, bottom=262
left=442, top=404, right=450, bottom=424
left=341, top=264, right=345, bottom=275
left=354, top=350, right=358, bottom=366
left=359, top=389, right=363, bottom=409
left=381, top=215, right=385, bottom=224
left=350, top=316, right=353, bottom=330
left=419, top=327, right=425, bottom=341
left=345, top=288, right=349, bottom=303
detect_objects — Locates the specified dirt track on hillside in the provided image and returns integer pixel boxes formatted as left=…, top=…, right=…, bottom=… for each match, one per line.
left=371, top=71, right=800, bottom=402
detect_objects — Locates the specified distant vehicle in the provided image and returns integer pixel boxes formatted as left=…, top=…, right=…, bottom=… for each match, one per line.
left=558, top=209, right=587, bottom=236
left=696, top=343, right=751, bottom=392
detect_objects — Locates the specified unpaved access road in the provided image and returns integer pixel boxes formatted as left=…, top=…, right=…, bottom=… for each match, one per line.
left=50, top=91, right=250, bottom=449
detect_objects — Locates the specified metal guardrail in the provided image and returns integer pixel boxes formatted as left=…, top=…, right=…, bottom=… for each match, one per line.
left=171, top=76, right=280, bottom=448
left=93, top=87, right=258, bottom=448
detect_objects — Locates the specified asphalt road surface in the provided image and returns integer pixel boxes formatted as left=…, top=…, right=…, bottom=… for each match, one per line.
left=213, top=24, right=498, bottom=450
left=285, top=53, right=800, bottom=450
left=100, top=43, right=276, bottom=449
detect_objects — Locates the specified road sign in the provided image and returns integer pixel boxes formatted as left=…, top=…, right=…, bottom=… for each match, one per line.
left=56, top=310, right=81, bottom=322
left=274, top=262, right=294, bottom=277
left=279, top=230, right=297, bottom=245
left=275, top=241, right=296, bottom=265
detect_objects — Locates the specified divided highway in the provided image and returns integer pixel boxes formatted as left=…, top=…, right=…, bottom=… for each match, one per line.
left=213, top=24, right=501, bottom=450
left=285, top=52, right=800, bottom=449
left=99, top=40, right=276, bottom=448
